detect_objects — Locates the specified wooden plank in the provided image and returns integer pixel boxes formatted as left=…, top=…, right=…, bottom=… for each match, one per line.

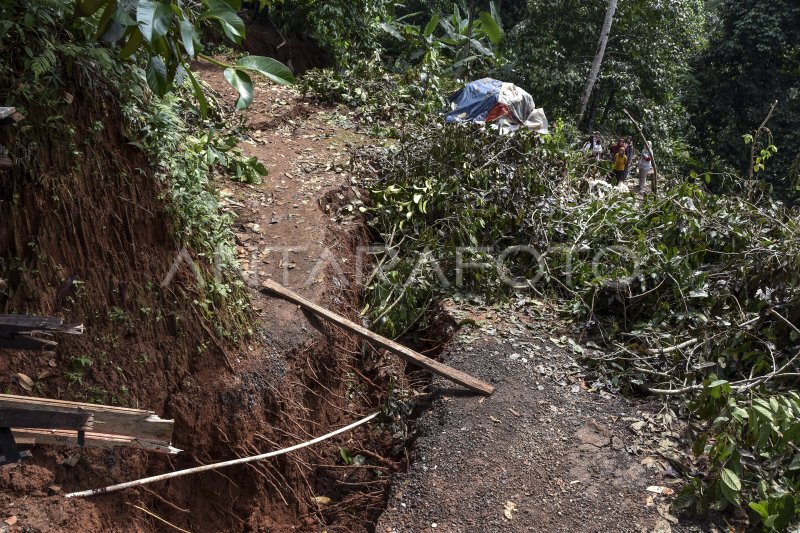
left=0, top=315, right=83, bottom=334
left=0, top=394, right=173, bottom=444
left=13, top=429, right=181, bottom=454
left=261, top=279, right=495, bottom=395
left=0, top=407, right=92, bottom=431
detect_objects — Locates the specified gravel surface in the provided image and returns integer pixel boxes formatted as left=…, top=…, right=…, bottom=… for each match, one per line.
left=377, top=302, right=693, bottom=533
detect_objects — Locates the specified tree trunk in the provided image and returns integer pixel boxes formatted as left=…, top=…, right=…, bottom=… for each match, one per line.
left=599, top=87, right=616, bottom=125
left=578, top=0, right=618, bottom=121
left=586, top=84, right=599, bottom=132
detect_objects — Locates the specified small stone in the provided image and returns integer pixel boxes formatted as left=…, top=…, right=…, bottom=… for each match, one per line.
left=62, top=453, right=80, bottom=467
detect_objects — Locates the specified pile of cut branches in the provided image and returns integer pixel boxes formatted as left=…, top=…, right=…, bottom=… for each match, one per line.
left=354, top=122, right=800, bottom=530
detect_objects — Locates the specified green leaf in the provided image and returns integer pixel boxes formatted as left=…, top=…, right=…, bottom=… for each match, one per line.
left=749, top=502, right=769, bottom=521
left=250, top=160, right=267, bottom=175
left=338, top=446, right=352, bottom=465
left=137, top=0, right=171, bottom=43
left=179, top=19, right=198, bottom=58
left=113, top=2, right=137, bottom=26
left=224, top=68, right=253, bottom=110
left=671, top=486, right=697, bottom=511
left=489, top=0, right=503, bottom=31
left=777, top=494, right=796, bottom=529
left=101, top=20, right=127, bottom=43
left=94, top=0, right=117, bottom=40
left=200, top=0, right=245, bottom=44
left=719, top=467, right=741, bottom=506
left=752, top=404, right=774, bottom=423
left=379, top=22, right=403, bottom=40
left=478, top=11, right=502, bottom=44
left=469, top=37, right=493, bottom=56
left=692, top=434, right=708, bottom=456
left=235, top=55, right=294, bottom=85
left=423, top=14, right=440, bottom=37
left=145, top=55, right=169, bottom=96
left=119, top=27, right=143, bottom=59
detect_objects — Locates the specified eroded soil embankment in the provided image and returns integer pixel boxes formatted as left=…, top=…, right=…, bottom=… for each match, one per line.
left=0, top=71, right=402, bottom=532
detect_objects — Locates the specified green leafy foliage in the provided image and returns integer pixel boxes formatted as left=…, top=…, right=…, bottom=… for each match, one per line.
left=301, top=58, right=458, bottom=136
left=68, top=0, right=294, bottom=111
left=0, top=0, right=253, bottom=335
left=676, top=391, right=800, bottom=531
left=384, top=2, right=507, bottom=79
left=258, top=0, right=394, bottom=66
left=125, top=87, right=253, bottom=328
left=507, top=0, right=704, bottom=168
left=688, top=0, right=800, bottom=186
left=356, top=123, right=569, bottom=336
left=355, top=118, right=800, bottom=528
left=223, top=67, right=253, bottom=110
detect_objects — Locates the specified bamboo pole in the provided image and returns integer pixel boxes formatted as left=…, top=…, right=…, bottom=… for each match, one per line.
left=65, top=412, right=379, bottom=498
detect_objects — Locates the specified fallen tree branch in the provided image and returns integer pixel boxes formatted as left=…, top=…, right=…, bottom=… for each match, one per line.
left=647, top=338, right=698, bottom=354
left=748, top=100, right=779, bottom=180
left=65, top=412, right=379, bottom=498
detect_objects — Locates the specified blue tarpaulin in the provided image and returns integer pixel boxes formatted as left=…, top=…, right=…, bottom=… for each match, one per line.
left=446, top=78, right=505, bottom=124
left=445, top=78, right=549, bottom=133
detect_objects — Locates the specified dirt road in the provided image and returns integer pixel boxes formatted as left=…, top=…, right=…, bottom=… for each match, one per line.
left=377, top=301, right=688, bottom=532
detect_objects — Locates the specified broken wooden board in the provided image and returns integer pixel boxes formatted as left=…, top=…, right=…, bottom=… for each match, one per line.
left=0, top=315, right=83, bottom=351
left=0, top=315, right=84, bottom=335
left=14, top=429, right=181, bottom=454
left=0, top=394, right=175, bottom=451
left=0, top=407, right=92, bottom=431
left=261, top=279, right=495, bottom=395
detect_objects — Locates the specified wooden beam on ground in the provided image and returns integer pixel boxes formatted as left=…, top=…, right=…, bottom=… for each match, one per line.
left=261, top=280, right=495, bottom=396
left=0, top=394, right=174, bottom=446
left=0, top=314, right=84, bottom=335
left=13, top=429, right=181, bottom=454
left=0, top=407, right=92, bottom=431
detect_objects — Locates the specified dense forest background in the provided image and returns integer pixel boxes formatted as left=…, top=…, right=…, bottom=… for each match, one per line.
left=262, top=0, right=799, bottom=190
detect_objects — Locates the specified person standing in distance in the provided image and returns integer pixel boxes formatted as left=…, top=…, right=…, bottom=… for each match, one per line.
left=613, top=143, right=628, bottom=185
left=637, top=142, right=654, bottom=192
